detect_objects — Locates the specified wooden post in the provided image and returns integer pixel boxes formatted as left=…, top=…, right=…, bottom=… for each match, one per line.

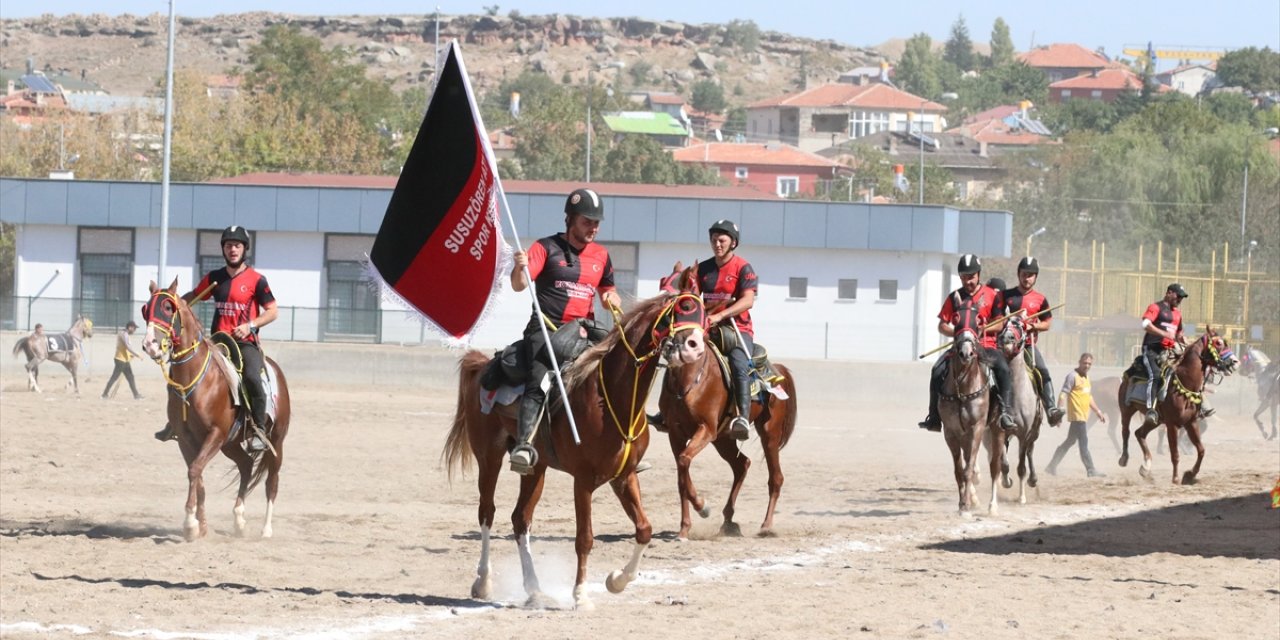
left=1244, top=250, right=1253, bottom=335
left=1090, top=239, right=1097, bottom=317
left=1174, top=246, right=1180, bottom=282
left=1208, top=248, right=1216, bottom=327
left=1100, top=242, right=1107, bottom=316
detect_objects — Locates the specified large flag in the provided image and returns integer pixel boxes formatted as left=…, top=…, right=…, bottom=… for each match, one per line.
left=369, top=41, right=509, bottom=341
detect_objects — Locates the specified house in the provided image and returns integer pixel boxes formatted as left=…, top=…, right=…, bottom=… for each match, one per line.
left=747, top=83, right=948, bottom=153
left=952, top=103, right=1054, bottom=147
left=1049, top=66, right=1152, bottom=103
left=1156, top=63, right=1217, bottom=96
left=1018, top=43, right=1110, bottom=83
left=601, top=111, right=690, bottom=148
left=0, top=73, right=68, bottom=124
left=820, top=130, right=1008, bottom=203
left=672, top=141, right=846, bottom=197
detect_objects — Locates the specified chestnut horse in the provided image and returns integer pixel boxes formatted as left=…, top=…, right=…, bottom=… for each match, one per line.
left=443, top=269, right=694, bottom=610
left=1117, top=329, right=1236, bottom=484
left=939, top=331, right=1001, bottom=515
left=140, top=280, right=292, bottom=541
left=12, top=316, right=94, bottom=393
left=653, top=264, right=798, bottom=540
left=992, top=314, right=1043, bottom=511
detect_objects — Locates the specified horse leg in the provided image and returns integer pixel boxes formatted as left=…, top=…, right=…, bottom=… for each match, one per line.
left=671, top=428, right=715, bottom=540
left=1166, top=424, right=1182, bottom=485
left=1134, top=422, right=1156, bottom=480
left=570, top=476, right=597, bottom=611
left=1016, top=437, right=1029, bottom=504
left=944, top=431, right=969, bottom=515
left=1118, top=409, right=1132, bottom=467
left=711, top=435, right=751, bottom=537
left=226, top=447, right=254, bottom=537
left=26, top=361, right=42, bottom=393
left=512, top=470, right=551, bottom=608
left=1181, top=421, right=1206, bottom=485
left=604, top=471, right=653, bottom=596
left=470, top=444, right=504, bottom=600
left=756, top=413, right=786, bottom=536
left=983, top=427, right=1001, bottom=516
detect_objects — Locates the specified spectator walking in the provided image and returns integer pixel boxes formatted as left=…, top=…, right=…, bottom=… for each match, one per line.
left=1047, top=353, right=1108, bottom=477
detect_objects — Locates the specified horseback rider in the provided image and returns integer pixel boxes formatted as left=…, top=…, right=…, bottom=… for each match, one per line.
left=1139, top=283, right=1187, bottom=427
left=919, top=254, right=1016, bottom=432
left=507, top=188, right=621, bottom=475
left=155, top=225, right=278, bottom=451
left=697, top=219, right=759, bottom=440
left=995, top=256, right=1065, bottom=426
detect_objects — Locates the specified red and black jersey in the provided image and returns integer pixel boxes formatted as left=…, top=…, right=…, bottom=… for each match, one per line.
left=697, top=255, right=758, bottom=337
left=999, top=286, right=1052, bottom=345
left=939, top=284, right=998, bottom=349
left=525, top=233, right=615, bottom=333
left=192, top=266, right=275, bottom=344
left=1141, top=300, right=1183, bottom=350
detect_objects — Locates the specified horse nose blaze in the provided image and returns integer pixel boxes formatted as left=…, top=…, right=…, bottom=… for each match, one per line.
left=686, top=338, right=699, bottom=350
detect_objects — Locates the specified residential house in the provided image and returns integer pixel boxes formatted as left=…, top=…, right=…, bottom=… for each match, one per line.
left=1018, top=43, right=1110, bottom=83
left=1049, top=66, right=1155, bottom=103
left=672, top=141, right=845, bottom=197
left=0, top=73, right=68, bottom=125
left=602, top=111, right=690, bottom=148
left=747, top=83, right=948, bottom=153
left=1156, top=63, right=1216, bottom=96
left=820, top=130, right=1008, bottom=203
left=952, top=104, right=1054, bottom=148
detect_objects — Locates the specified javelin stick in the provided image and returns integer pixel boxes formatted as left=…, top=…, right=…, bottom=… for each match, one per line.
left=917, top=303, right=1065, bottom=360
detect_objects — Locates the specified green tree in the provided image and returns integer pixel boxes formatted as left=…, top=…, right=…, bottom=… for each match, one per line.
left=1204, top=92, right=1255, bottom=125
left=1215, top=46, right=1280, bottom=93
left=689, top=80, right=727, bottom=114
left=896, top=33, right=942, bottom=99
left=989, top=18, right=1015, bottom=68
left=722, top=19, right=761, bottom=52
left=598, top=135, right=678, bottom=184
left=943, top=15, right=977, bottom=73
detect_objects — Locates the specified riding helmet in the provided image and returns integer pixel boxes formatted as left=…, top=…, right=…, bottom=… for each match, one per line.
left=708, top=219, right=740, bottom=248
left=564, top=188, right=604, bottom=221
left=1017, top=256, right=1040, bottom=274
left=957, top=254, right=982, bottom=275
left=986, top=277, right=1007, bottom=292
left=221, top=225, right=251, bottom=250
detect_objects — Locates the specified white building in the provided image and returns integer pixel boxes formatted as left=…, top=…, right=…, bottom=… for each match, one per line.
left=0, top=175, right=1012, bottom=362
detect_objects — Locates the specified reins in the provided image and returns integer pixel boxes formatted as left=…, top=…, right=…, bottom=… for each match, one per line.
left=145, top=290, right=214, bottom=421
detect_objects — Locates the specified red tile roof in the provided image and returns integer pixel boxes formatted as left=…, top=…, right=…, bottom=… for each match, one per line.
left=950, top=118, right=1052, bottom=145
left=672, top=142, right=841, bottom=168
left=647, top=93, right=686, bottom=106
left=964, top=105, right=1020, bottom=124
left=1049, top=67, right=1144, bottom=90
left=1018, top=43, right=1109, bottom=69
left=208, top=174, right=782, bottom=200
left=749, top=82, right=947, bottom=112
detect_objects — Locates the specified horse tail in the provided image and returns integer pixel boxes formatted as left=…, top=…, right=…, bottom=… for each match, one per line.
left=774, top=363, right=798, bottom=450
left=442, top=350, right=488, bottom=482
left=246, top=361, right=290, bottom=493
left=12, top=336, right=31, bottom=359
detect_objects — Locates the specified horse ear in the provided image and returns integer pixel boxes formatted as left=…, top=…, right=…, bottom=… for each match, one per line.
left=671, top=260, right=683, bottom=272
left=148, top=280, right=158, bottom=294
left=167, top=277, right=179, bottom=294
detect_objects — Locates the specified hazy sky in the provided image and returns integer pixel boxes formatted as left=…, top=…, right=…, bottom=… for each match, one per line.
left=4, top=0, right=1278, bottom=67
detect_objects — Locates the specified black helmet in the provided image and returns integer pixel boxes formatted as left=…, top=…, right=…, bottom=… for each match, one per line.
left=564, top=188, right=604, bottom=221
left=708, top=219, right=740, bottom=248
left=957, top=254, right=982, bottom=275
left=221, top=225, right=251, bottom=250
left=1017, top=256, right=1040, bottom=274
left=1166, top=282, right=1189, bottom=298
left=986, top=277, right=1007, bottom=292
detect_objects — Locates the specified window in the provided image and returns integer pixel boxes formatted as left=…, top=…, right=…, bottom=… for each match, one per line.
left=849, top=110, right=890, bottom=139
left=1090, top=89, right=1103, bottom=99
left=837, top=279, right=858, bottom=300
left=325, top=234, right=378, bottom=340
left=1060, top=89, right=1072, bottom=99
left=788, top=277, right=808, bottom=299
left=878, top=279, right=898, bottom=301
left=954, top=180, right=969, bottom=200
left=735, top=166, right=749, bottom=179
left=777, top=176, right=799, bottom=197
left=78, top=227, right=133, bottom=328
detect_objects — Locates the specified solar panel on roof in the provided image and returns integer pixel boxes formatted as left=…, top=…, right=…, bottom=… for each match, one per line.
left=21, top=74, right=58, bottom=94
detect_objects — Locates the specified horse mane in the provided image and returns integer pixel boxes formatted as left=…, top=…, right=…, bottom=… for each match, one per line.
left=563, top=293, right=671, bottom=394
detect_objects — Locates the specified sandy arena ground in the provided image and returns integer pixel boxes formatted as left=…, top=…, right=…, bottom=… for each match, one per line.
left=1, top=337, right=1278, bottom=639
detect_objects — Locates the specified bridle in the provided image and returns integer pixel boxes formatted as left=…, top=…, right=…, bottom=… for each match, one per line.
left=142, top=290, right=213, bottom=418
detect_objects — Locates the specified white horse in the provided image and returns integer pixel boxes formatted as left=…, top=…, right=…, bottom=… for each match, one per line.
left=994, top=315, right=1042, bottom=512
left=11, top=317, right=94, bottom=393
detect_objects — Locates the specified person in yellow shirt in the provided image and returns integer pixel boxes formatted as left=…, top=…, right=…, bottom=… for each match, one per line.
left=1046, top=353, right=1108, bottom=477
left=102, top=321, right=144, bottom=400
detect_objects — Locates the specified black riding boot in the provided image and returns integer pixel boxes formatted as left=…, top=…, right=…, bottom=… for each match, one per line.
left=510, top=392, right=542, bottom=475
left=1042, top=377, right=1065, bottom=426
left=918, top=365, right=944, bottom=431
left=154, top=423, right=176, bottom=442
left=729, top=379, right=752, bottom=440
left=991, top=365, right=1016, bottom=430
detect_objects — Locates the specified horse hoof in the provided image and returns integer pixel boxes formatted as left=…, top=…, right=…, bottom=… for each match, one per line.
left=574, top=596, right=595, bottom=611
left=525, top=591, right=558, bottom=609
left=697, top=504, right=713, bottom=519
left=1118, top=454, right=1129, bottom=467
left=471, top=577, right=492, bottom=600
left=605, top=569, right=630, bottom=594
left=1028, top=477, right=1038, bottom=489
left=1001, top=475, right=1013, bottom=489
left=757, top=527, right=778, bottom=538
left=721, top=522, right=743, bottom=538
left=1181, top=472, right=1198, bottom=485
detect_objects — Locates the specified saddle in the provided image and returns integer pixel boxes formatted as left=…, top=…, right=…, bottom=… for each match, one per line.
left=211, top=332, right=277, bottom=440
left=707, top=325, right=785, bottom=401
left=44, top=334, right=76, bottom=353
left=1123, top=351, right=1176, bottom=404
left=479, top=319, right=605, bottom=392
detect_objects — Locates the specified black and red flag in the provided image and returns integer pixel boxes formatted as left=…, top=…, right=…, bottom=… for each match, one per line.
left=369, top=41, right=509, bottom=341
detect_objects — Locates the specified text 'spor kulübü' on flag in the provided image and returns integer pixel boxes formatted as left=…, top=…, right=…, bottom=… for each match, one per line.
left=369, top=41, right=509, bottom=341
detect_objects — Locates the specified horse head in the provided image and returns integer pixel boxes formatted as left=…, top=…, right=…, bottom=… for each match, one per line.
left=952, top=330, right=979, bottom=365
left=141, top=278, right=200, bottom=362
left=997, top=314, right=1027, bottom=359
left=1196, top=326, right=1237, bottom=375
left=76, top=316, right=94, bottom=339
left=655, top=264, right=707, bottom=368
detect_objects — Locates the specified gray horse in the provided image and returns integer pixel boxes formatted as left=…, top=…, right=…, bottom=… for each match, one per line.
left=11, top=316, right=94, bottom=393
left=994, top=314, right=1042, bottom=510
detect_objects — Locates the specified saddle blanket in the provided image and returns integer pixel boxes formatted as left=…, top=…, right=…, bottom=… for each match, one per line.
left=480, top=384, right=524, bottom=414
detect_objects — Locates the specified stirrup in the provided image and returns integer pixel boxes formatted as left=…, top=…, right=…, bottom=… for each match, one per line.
left=729, top=416, right=750, bottom=440
left=1047, top=407, right=1065, bottom=426
left=1143, top=409, right=1158, bottom=427
left=247, top=436, right=267, bottom=452
left=998, top=413, right=1017, bottom=430
left=509, top=446, right=538, bottom=475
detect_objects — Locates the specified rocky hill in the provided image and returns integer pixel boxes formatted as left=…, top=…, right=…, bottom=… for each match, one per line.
left=1, top=12, right=885, bottom=105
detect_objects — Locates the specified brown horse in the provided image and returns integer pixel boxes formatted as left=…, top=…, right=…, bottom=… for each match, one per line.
left=939, top=331, right=1001, bottom=515
left=1117, top=329, right=1236, bottom=484
left=443, top=271, right=693, bottom=610
left=140, top=280, right=291, bottom=541
left=653, top=263, right=798, bottom=540
left=12, top=316, right=94, bottom=393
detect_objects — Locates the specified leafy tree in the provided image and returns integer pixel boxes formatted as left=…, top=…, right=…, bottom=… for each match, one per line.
left=722, top=19, right=761, bottom=52
left=1041, top=98, right=1119, bottom=134
left=896, top=33, right=942, bottom=99
left=599, top=135, right=684, bottom=184
left=482, top=70, right=559, bottom=128
left=723, top=106, right=747, bottom=139
left=839, top=143, right=957, bottom=205
left=1204, top=92, right=1255, bottom=125
left=0, top=223, right=12, bottom=298
left=1215, top=46, right=1280, bottom=93
left=989, top=18, right=1015, bottom=68
left=943, top=15, right=977, bottom=73
left=689, top=80, right=727, bottom=114
left=627, top=60, right=653, bottom=86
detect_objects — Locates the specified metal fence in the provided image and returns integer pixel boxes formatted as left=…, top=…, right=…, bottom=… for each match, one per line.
left=1013, top=239, right=1280, bottom=367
